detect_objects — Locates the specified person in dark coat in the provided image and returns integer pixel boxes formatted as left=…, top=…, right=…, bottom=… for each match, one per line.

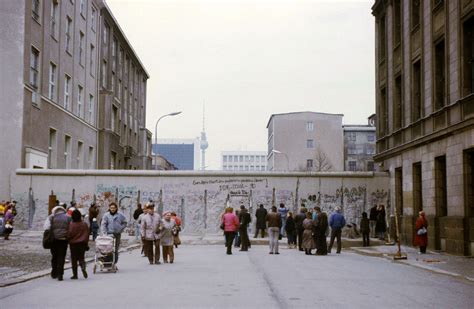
left=369, top=205, right=378, bottom=238
left=67, top=209, right=89, bottom=280
left=239, top=208, right=251, bottom=251
left=414, top=211, right=428, bottom=253
left=88, top=203, right=99, bottom=228
left=315, top=212, right=328, bottom=255
left=375, top=205, right=386, bottom=240
left=254, top=204, right=268, bottom=238
left=360, top=212, right=370, bottom=247
left=285, top=211, right=296, bottom=248
left=294, top=206, right=307, bottom=251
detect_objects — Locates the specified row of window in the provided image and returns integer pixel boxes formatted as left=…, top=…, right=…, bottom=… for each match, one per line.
left=223, top=155, right=266, bottom=163
left=347, top=145, right=376, bottom=155
left=222, top=165, right=267, bottom=171
left=347, top=161, right=375, bottom=172
left=48, top=128, right=95, bottom=169
left=345, top=132, right=375, bottom=142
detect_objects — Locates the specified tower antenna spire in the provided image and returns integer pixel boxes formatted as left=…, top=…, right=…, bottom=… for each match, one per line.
left=200, top=100, right=208, bottom=170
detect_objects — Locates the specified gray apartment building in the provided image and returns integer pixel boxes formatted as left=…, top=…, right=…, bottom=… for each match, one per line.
left=343, top=118, right=377, bottom=172
left=0, top=0, right=152, bottom=200
left=267, top=112, right=344, bottom=172
left=372, top=0, right=474, bottom=255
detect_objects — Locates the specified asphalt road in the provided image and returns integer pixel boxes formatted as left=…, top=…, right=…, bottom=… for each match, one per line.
left=1, top=245, right=473, bottom=308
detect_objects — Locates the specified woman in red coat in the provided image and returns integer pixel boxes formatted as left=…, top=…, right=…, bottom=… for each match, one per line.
left=414, top=211, right=428, bottom=254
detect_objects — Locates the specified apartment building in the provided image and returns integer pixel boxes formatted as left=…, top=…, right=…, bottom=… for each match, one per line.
left=343, top=117, right=377, bottom=171
left=372, top=0, right=474, bottom=255
left=221, top=151, right=267, bottom=171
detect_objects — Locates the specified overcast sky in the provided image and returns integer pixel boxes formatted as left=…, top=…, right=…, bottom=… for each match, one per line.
left=106, top=0, right=375, bottom=170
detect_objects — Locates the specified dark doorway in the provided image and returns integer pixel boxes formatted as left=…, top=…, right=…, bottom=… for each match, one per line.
left=464, top=149, right=474, bottom=255
left=435, top=156, right=447, bottom=250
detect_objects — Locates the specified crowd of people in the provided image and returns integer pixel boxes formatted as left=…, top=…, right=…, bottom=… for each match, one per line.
left=0, top=200, right=17, bottom=240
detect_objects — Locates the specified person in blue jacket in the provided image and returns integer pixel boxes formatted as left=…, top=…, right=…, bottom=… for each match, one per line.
left=328, top=206, right=346, bottom=254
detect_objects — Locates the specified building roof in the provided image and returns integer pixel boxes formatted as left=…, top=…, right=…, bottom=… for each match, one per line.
left=266, top=111, right=344, bottom=128
left=343, top=125, right=376, bottom=132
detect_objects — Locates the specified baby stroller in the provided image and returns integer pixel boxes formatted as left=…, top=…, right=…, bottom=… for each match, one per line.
left=93, top=235, right=118, bottom=273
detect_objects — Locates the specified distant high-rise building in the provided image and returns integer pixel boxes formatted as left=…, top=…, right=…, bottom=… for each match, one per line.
left=221, top=151, right=267, bottom=171
left=152, top=138, right=201, bottom=170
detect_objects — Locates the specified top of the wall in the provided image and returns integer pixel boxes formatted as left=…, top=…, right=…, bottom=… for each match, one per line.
left=16, top=169, right=389, bottom=178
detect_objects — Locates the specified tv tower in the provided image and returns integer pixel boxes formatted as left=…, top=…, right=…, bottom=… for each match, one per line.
left=200, top=103, right=208, bottom=170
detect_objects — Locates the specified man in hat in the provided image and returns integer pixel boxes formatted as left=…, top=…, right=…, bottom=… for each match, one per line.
left=328, top=206, right=346, bottom=254
left=141, top=203, right=161, bottom=264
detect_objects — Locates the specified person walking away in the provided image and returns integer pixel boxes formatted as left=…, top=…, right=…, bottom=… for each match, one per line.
left=170, top=212, right=182, bottom=248
left=3, top=204, right=15, bottom=240
left=43, top=206, right=70, bottom=281
left=375, top=205, right=386, bottom=241
left=302, top=212, right=315, bottom=255
left=88, top=203, right=99, bottom=229
left=414, top=211, right=428, bottom=254
left=294, top=207, right=307, bottom=251
left=234, top=208, right=242, bottom=248
left=315, top=212, right=328, bottom=255
left=239, top=208, right=251, bottom=251
left=266, top=206, right=281, bottom=254
left=277, top=203, right=289, bottom=237
left=67, top=209, right=89, bottom=279
left=360, top=212, right=370, bottom=247
left=312, top=207, right=321, bottom=249
left=141, top=203, right=161, bottom=264
left=254, top=204, right=267, bottom=238
left=133, top=203, right=144, bottom=241
left=369, top=205, right=378, bottom=238
left=91, top=218, right=99, bottom=241
left=159, top=212, right=176, bottom=263
left=328, top=206, right=346, bottom=254
left=285, top=211, right=296, bottom=249
left=100, top=202, right=127, bottom=264
left=222, top=207, right=239, bottom=255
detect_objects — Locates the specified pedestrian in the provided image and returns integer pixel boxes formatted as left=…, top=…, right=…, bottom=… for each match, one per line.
left=138, top=208, right=147, bottom=256
left=266, top=206, right=281, bottom=254
left=294, top=206, right=307, bottom=251
left=414, top=210, right=428, bottom=254
left=328, top=206, right=346, bottom=254
left=360, top=212, right=370, bottom=247
left=277, top=203, right=289, bottom=237
left=238, top=207, right=251, bottom=251
left=91, top=218, right=99, bottom=241
left=133, top=203, right=144, bottom=241
left=254, top=204, right=267, bottom=238
left=3, top=204, right=15, bottom=240
left=285, top=211, right=296, bottom=249
left=315, top=212, right=328, bottom=255
left=369, top=204, right=378, bottom=238
left=100, top=202, right=127, bottom=264
left=375, top=205, right=386, bottom=240
left=312, top=207, right=321, bottom=247
left=302, top=212, right=315, bottom=255
left=159, top=212, right=176, bottom=263
left=141, top=203, right=161, bottom=265
left=234, top=208, right=242, bottom=248
left=43, top=205, right=70, bottom=281
left=67, top=209, right=89, bottom=280
left=88, top=203, right=99, bottom=228
left=221, top=207, right=239, bottom=255
left=170, top=212, right=182, bottom=248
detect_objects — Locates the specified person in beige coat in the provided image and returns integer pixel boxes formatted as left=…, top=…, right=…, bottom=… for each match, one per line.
left=141, top=203, right=161, bottom=265
left=158, top=212, right=176, bottom=263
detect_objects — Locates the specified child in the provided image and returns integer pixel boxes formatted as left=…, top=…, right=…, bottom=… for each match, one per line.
left=360, top=212, right=370, bottom=247
left=4, top=220, right=13, bottom=240
left=91, top=218, right=99, bottom=241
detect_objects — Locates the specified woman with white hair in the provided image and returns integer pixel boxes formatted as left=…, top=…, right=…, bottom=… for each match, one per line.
left=159, top=212, right=176, bottom=263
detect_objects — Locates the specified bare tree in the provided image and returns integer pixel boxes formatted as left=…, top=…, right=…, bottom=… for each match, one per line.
left=313, top=147, right=334, bottom=171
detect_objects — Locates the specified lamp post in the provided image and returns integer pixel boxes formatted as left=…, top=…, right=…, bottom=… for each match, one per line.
left=271, top=149, right=289, bottom=171
left=154, top=111, right=182, bottom=170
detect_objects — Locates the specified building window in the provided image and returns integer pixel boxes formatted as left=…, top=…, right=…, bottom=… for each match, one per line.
left=65, top=16, right=72, bottom=54
left=88, top=94, right=94, bottom=124
left=395, top=167, right=403, bottom=215
left=50, top=1, right=58, bottom=38
left=103, top=24, right=109, bottom=45
left=411, top=0, right=420, bottom=30
left=306, top=121, right=314, bottom=132
left=77, top=85, right=83, bottom=117
left=64, top=135, right=71, bottom=169
left=80, top=0, right=86, bottom=17
left=433, top=0, right=444, bottom=8
left=367, top=134, right=375, bottom=142
left=366, top=145, right=375, bottom=155
left=229, top=156, right=233, bottom=162
left=90, top=44, right=95, bottom=74
left=435, top=156, right=447, bottom=217
left=367, top=161, right=374, bottom=171
left=413, top=162, right=423, bottom=214
left=78, top=32, right=84, bottom=66
left=30, top=47, right=40, bottom=88
left=412, top=60, right=422, bottom=121
left=348, top=161, right=357, bottom=171
left=110, top=151, right=116, bottom=169
left=223, top=156, right=227, bottom=162
left=48, top=128, right=57, bottom=168
left=48, top=62, right=56, bottom=101
left=378, top=14, right=386, bottom=61
left=112, top=38, right=117, bottom=72
left=394, top=75, right=403, bottom=130
left=379, top=87, right=388, bottom=136
left=434, top=39, right=446, bottom=110
left=348, top=146, right=356, bottom=155
left=88, top=146, right=94, bottom=169
left=348, top=132, right=356, bottom=141
left=393, top=0, right=401, bottom=46
left=234, top=155, right=238, bottom=162
left=462, top=17, right=474, bottom=96
left=112, top=105, right=118, bottom=132
left=32, top=0, right=40, bottom=22
left=101, top=60, right=107, bottom=88
left=307, top=159, right=313, bottom=169
left=77, top=141, right=83, bottom=169
left=306, top=139, right=314, bottom=148
left=64, top=75, right=71, bottom=110
left=91, top=6, right=96, bottom=31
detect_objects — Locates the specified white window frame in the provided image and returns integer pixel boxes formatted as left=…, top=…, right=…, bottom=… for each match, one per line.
left=30, top=47, right=40, bottom=88
left=80, top=0, right=86, bottom=18
left=88, top=94, right=94, bottom=125
left=79, top=32, right=84, bottom=66
left=306, top=121, right=314, bottom=132
left=64, top=135, right=71, bottom=169
left=48, top=62, right=57, bottom=101
left=65, top=16, right=72, bottom=53
left=77, top=85, right=83, bottom=117
left=50, top=1, right=58, bottom=39
left=32, top=0, right=40, bottom=22
left=89, top=44, right=95, bottom=75
left=91, top=6, right=96, bottom=31
left=88, top=146, right=94, bottom=169
left=306, top=139, right=314, bottom=148
left=64, top=75, right=71, bottom=110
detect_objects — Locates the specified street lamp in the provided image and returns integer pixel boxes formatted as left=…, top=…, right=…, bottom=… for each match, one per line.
left=154, top=111, right=182, bottom=170
left=271, top=149, right=289, bottom=171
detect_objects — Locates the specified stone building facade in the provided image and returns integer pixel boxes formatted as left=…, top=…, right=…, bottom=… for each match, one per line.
left=343, top=122, right=377, bottom=172
left=221, top=151, right=267, bottom=172
left=0, top=0, right=152, bottom=200
left=372, top=0, right=474, bottom=255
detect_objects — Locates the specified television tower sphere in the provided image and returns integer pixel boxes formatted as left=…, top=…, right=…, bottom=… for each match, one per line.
left=200, top=131, right=208, bottom=150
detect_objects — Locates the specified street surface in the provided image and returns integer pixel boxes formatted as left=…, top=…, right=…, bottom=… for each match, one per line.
left=1, top=245, right=473, bottom=308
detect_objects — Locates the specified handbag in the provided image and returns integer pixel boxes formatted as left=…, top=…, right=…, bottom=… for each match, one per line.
left=417, top=226, right=427, bottom=236
left=42, top=217, right=54, bottom=249
left=174, top=234, right=181, bottom=245
left=220, top=222, right=225, bottom=230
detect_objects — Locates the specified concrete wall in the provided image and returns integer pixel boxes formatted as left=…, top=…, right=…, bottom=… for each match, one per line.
left=10, top=170, right=389, bottom=234
left=0, top=0, right=26, bottom=200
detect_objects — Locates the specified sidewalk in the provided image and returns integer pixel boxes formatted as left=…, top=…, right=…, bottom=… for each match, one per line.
left=350, top=243, right=474, bottom=282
